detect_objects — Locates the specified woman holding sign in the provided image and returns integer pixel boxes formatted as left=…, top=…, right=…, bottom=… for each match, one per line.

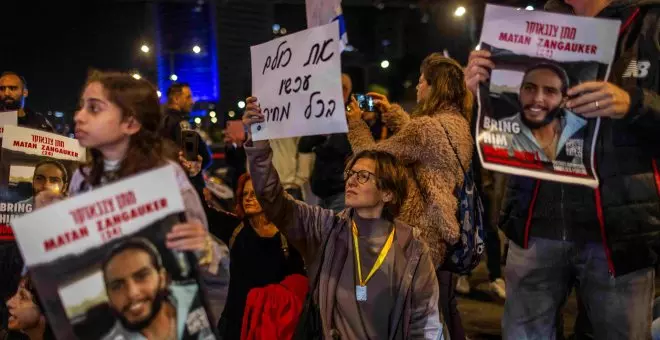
left=346, top=54, right=474, bottom=339
left=241, top=96, right=444, bottom=340
left=35, top=71, right=228, bottom=323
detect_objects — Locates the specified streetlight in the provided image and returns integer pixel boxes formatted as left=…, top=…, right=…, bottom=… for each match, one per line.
left=192, top=45, right=201, bottom=54
left=170, top=74, right=178, bottom=81
left=209, top=111, right=217, bottom=118
left=454, top=6, right=466, bottom=17
left=380, top=60, right=390, bottom=69
left=238, top=101, right=246, bottom=109
left=157, top=91, right=162, bottom=98
left=211, top=117, right=218, bottom=124
left=228, top=111, right=236, bottom=118
left=140, top=44, right=150, bottom=53
left=194, top=117, right=202, bottom=124
left=132, top=73, right=141, bottom=80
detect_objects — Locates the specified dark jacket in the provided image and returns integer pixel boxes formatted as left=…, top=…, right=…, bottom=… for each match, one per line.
left=245, top=141, right=443, bottom=340
left=299, top=120, right=390, bottom=199
left=18, top=108, right=55, bottom=133
left=298, top=133, right=351, bottom=199
left=500, top=0, right=660, bottom=277
left=160, top=107, right=212, bottom=170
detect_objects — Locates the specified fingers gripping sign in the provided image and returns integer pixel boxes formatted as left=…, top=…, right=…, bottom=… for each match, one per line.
left=249, top=21, right=347, bottom=141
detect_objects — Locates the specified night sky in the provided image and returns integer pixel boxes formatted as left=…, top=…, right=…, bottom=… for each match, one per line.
left=2, top=1, right=149, bottom=114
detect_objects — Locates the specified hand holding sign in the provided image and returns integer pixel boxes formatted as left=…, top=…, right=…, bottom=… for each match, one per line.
left=465, top=50, right=495, bottom=95
left=166, top=218, right=208, bottom=252
left=250, top=21, right=347, bottom=141
left=566, top=81, right=631, bottom=119
left=243, top=97, right=265, bottom=137
left=35, top=190, right=63, bottom=210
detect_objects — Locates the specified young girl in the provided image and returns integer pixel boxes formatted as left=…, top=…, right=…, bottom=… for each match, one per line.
left=3, top=275, right=55, bottom=340
left=35, top=71, right=225, bottom=318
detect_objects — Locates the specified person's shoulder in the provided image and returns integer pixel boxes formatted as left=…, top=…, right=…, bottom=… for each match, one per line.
left=393, top=219, right=429, bottom=253
left=165, top=160, right=193, bottom=189
left=68, top=167, right=89, bottom=196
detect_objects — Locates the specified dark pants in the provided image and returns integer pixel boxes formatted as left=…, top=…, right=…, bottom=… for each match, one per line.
left=483, top=211, right=502, bottom=281
left=437, top=269, right=465, bottom=340
left=482, top=172, right=506, bottom=281
left=503, top=238, right=654, bottom=340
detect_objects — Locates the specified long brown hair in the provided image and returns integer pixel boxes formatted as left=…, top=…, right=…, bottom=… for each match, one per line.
left=81, top=71, right=177, bottom=186
left=413, top=53, right=472, bottom=123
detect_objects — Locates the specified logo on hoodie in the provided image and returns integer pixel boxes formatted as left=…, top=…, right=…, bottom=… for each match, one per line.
left=623, top=60, right=651, bottom=78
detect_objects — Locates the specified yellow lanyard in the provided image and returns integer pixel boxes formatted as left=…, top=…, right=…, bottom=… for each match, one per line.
left=351, top=221, right=395, bottom=287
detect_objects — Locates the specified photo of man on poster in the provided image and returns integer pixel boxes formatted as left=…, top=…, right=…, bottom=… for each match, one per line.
left=17, top=160, right=69, bottom=208
left=502, top=62, right=587, bottom=163
left=100, top=238, right=212, bottom=340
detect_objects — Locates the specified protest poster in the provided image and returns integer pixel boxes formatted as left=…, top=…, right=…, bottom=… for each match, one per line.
left=305, top=0, right=348, bottom=49
left=0, top=111, right=17, bottom=138
left=11, top=165, right=217, bottom=340
left=476, top=4, right=620, bottom=187
left=0, top=125, right=86, bottom=241
left=250, top=21, right=346, bottom=141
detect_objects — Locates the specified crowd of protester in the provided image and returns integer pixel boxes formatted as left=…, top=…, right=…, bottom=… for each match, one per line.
left=1, top=0, right=660, bottom=339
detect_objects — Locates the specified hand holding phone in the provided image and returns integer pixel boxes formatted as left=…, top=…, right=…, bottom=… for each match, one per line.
left=181, top=130, right=200, bottom=161
left=355, top=93, right=375, bottom=112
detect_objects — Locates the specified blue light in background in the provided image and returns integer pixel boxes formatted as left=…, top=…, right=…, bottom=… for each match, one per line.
left=155, top=2, right=220, bottom=104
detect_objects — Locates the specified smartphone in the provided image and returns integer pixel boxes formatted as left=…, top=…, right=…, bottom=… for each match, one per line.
left=355, top=93, right=375, bottom=112
left=181, top=130, right=199, bottom=161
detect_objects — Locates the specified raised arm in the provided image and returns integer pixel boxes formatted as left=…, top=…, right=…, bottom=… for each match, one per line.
left=349, top=113, right=441, bottom=165
left=245, top=141, right=335, bottom=262
left=241, top=96, right=336, bottom=262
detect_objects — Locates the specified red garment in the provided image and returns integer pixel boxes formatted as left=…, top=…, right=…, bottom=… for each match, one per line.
left=241, top=274, right=309, bottom=340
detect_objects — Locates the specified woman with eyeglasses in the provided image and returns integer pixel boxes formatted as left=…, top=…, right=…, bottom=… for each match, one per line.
left=238, top=96, right=444, bottom=340
left=346, top=54, right=474, bottom=340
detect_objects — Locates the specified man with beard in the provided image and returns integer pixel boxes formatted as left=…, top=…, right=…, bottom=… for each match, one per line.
left=18, top=160, right=69, bottom=208
left=503, top=63, right=587, bottom=162
left=0, top=72, right=54, bottom=132
left=160, top=83, right=211, bottom=172
left=101, top=238, right=214, bottom=340
left=466, top=0, right=660, bottom=337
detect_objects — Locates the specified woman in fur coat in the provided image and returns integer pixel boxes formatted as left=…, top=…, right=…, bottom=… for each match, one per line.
left=346, top=53, right=473, bottom=339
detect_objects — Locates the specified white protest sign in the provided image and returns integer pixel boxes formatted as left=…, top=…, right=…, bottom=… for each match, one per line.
left=480, top=5, right=620, bottom=63
left=306, top=0, right=348, bottom=51
left=250, top=21, right=346, bottom=141
left=0, top=111, right=17, bottom=137
left=306, top=0, right=341, bottom=27
left=3, top=125, right=86, bottom=162
left=12, top=165, right=184, bottom=266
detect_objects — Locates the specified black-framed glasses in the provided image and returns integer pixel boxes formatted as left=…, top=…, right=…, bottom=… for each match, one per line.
left=344, top=169, right=376, bottom=184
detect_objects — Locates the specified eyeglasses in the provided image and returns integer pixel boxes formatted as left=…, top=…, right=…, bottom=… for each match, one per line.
left=344, top=169, right=376, bottom=184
